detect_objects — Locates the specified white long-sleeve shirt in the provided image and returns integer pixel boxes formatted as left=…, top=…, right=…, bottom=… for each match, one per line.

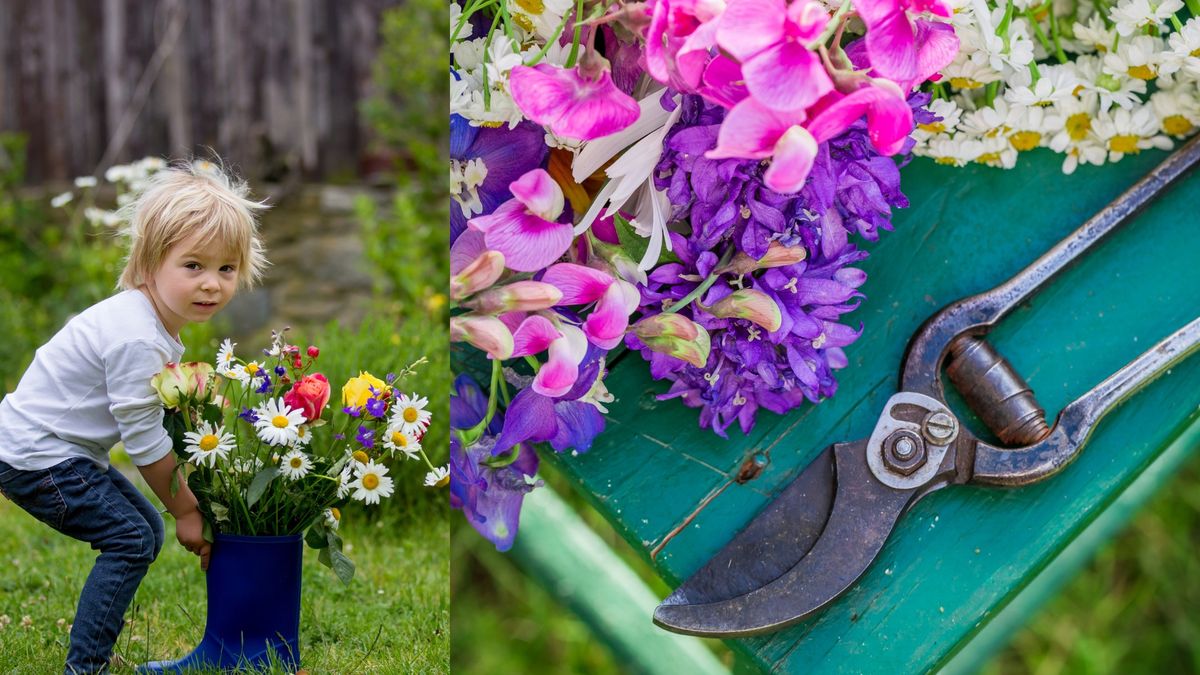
left=0, top=289, right=185, bottom=470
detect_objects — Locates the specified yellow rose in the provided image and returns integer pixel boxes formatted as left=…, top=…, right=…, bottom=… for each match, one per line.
left=341, top=371, right=389, bottom=409
left=151, top=361, right=215, bottom=408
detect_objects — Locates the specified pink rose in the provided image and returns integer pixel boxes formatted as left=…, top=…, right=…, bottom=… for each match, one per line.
left=283, top=373, right=331, bottom=422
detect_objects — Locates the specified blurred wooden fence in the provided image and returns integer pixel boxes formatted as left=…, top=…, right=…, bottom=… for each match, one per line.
left=0, top=0, right=398, bottom=182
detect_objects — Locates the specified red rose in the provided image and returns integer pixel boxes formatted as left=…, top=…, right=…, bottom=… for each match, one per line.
left=283, top=373, right=331, bottom=422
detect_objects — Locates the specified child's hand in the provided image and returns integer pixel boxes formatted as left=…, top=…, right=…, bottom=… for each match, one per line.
left=175, top=510, right=211, bottom=571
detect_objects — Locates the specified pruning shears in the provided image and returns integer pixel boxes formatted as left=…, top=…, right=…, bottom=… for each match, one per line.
left=653, top=135, right=1200, bottom=638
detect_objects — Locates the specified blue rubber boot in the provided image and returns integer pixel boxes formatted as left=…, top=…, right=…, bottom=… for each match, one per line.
left=137, top=533, right=303, bottom=673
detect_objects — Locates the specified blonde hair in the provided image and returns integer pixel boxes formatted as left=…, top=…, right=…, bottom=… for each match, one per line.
left=117, top=160, right=269, bottom=290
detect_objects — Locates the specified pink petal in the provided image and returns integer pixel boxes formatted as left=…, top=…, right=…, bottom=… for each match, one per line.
left=807, top=82, right=913, bottom=154
left=854, top=0, right=902, bottom=26
left=450, top=229, right=488, bottom=275
left=707, top=97, right=804, bottom=160
left=907, top=0, right=952, bottom=17
left=533, top=325, right=588, bottom=397
left=509, top=64, right=640, bottom=141
left=470, top=199, right=573, bottom=272
left=865, top=10, right=918, bottom=81
left=645, top=2, right=672, bottom=83
left=743, top=42, right=832, bottom=112
left=717, top=0, right=786, bottom=61
left=764, top=125, right=818, bottom=193
left=541, top=263, right=614, bottom=304
left=509, top=168, right=564, bottom=221
left=786, top=0, right=832, bottom=41
left=511, top=315, right=563, bottom=357
left=913, top=20, right=959, bottom=85
left=675, top=18, right=721, bottom=89
left=583, top=280, right=640, bottom=350
left=699, top=56, right=749, bottom=109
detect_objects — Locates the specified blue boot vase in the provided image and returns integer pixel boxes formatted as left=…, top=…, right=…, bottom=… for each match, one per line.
left=138, top=533, right=303, bottom=673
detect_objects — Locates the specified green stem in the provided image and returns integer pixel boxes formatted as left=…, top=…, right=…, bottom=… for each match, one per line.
left=1025, top=8, right=1055, bottom=56
left=1170, top=13, right=1185, bottom=31
left=986, top=80, right=1000, bottom=107
left=523, top=355, right=541, bottom=373
left=524, top=9, right=573, bottom=66
left=480, top=12, right=502, bottom=110
left=665, top=248, right=734, bottom=315
left=1028, top=59, right=1041, bottom=83
left=808, top=0, right=853, bottom=49
left=997, top=0, right=1015, bottom=38
left=1048, top=5, right=1069, bottom=64
left=565, top=0, right=586, bottom=67
left=1187, top=0, right=1200, bottom=17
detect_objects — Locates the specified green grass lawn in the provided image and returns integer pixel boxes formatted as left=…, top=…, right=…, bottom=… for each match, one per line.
left=0, top=470, right=449, bottom=674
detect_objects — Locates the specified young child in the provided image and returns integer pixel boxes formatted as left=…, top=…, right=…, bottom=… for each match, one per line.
left=0, top=162, right=268, bottom=674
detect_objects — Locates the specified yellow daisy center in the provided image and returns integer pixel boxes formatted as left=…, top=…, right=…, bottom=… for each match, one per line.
left=1009, top=131, right=1041, bottom=151
left=392, top=431, right=408, bottom=447
left=1067, top=113, right=1091, bottom=141
left=514, top=0, right=544, bottom=13
left=949, top=77, right=983, bottom=89
left=330, top=508, right=341, bottom=521
left=246, top=363, right=260, bottom=375
left=199, top=434, right=219, bottom=451
left=403, top=408, right=419, bottom=423
left=272, top=415, right=290, bottom=428
left=353, top=450, right=370, bottom=463
left=1127, top=64, right=1155, bottom=80
left=362, top=474, right=380, bottom=490
left=1163, top=115, right=1194, bottom=136
left=976, top=151, right=1003, bottom=165
left=934, top=156, right=960, bottom=166
left=1191, top=48, right=1200, bottom=58
left=436, top=474, right=450, bottom=488
left=290, top=457, right=304, bottom=469
left=1108, top=135, right=1141, bottom=154
left=917, top=122, right=945, bottom=134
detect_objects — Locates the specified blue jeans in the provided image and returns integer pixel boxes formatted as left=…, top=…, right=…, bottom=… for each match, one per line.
left=0, top=457, right=164, bottom=675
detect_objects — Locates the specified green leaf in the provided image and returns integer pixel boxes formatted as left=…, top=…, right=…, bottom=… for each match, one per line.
left=246, top=467, right=280, bottom=509
left=202, top=518, right=214, bottom=544
left=305, top=523, right=329, bottom=549
left=613, top=213, right=649, bottom=265
left=329, top=546, right=356, bottom=585
left=210, top=502, right=230, bottom=523
left=201, top=402, right=223, bottom=425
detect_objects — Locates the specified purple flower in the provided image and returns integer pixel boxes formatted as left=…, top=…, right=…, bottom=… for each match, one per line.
left=334, top=433, right=346, bottom=441
left=342, top=406, right=362, bottom=417
left=238, top=407, right=259, bottom=424
left=355, top=425, right=375, bottom=449
left=627, top=93, right=915, bottom=436
left=450, top=114, right=548, bottom=243
left=365, top=392, right=388, bottom=418
left=274, top=365, right=287, bottom=377
left=450, top=434, right=540, bottom=552
left=255, top=374, right=273, bottom=394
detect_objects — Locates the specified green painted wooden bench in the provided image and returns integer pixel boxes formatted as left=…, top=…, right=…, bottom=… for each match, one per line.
left=521, top=147, right=1200, bottom=673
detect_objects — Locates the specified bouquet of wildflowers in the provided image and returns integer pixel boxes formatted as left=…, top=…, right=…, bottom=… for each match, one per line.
left=152, top=330, right=442, bottom=582
left=910, top=0, right=1200, bottom=171
left=450, top=0, right=960, bottom=549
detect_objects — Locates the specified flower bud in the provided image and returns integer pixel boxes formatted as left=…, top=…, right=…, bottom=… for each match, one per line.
left=718, top=242, right=807, bottom=275
left=450, top=314, right=515, bottom=360
left=307, top=345, right=320, bottom=358
left=181, top=362, right=216, bottom=404
left=633, top=314, right=711, bottom=368
left=450, top=250, right=506, bottom=301
left=151, top=362, right=189, bottom=408
left=590, top=237, right=648, bottom=286
left=703, top=289, right=783, bottom=332
left=462, top=281, right=563, bottom=313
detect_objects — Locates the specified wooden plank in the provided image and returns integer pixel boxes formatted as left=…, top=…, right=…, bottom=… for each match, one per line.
left=546, top=147, right=1200, bottom=672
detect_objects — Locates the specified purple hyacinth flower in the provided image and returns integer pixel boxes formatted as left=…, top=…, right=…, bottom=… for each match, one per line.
left=255, top=374, right=272, bottom=394
left=365, top=395, right=388, bottom=419
left=274, top=365, right=287, bottom=377
left=450, top=114, right=549, bottom=244
left=343, top=405, right=362, bottom=418
left=238, top=407, right=259, bottom=424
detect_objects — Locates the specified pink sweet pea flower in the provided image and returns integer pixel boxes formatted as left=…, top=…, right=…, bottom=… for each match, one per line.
left=468, top=169, right=572, bottom=272
left=707, top=80, right=913, bottom=192
left=854, top=0, right=955, bottom=83
left=532, top=324, right=589, bottom=397
left=716, top=0, right=832, bottom=112
left=541, top=263, right=641, bottom=350
left=644, top=0, right=726, bottom=92
left=509, top=63, right=640, bottom=141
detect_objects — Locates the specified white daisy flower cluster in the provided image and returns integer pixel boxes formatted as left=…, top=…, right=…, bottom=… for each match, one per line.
left=914, top=0, right=1200, bottom=173
left=450, top=8, right=572, bottom=128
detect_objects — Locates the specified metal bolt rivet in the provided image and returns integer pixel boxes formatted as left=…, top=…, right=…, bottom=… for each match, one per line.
left=923, top=411, right=958, bottom=444
left=894, top=438, right=916, bottom=459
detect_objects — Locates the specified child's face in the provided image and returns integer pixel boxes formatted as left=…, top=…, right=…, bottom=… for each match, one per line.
left=147, top=230, right=239, bottom=335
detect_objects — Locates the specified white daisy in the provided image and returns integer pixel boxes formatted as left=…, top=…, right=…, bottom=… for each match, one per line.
left=1004, top=65, right=1079, bottom=108
left=350, top=461, right=394, bottom=505
left=1163, top=18, right=1200, bottom=78
left=229, top=456, right=263, bottom=475
left=324, top=507, right=341, bottom=531
left=1075, top=54, right=1147, bottom=112
left=959, top=98, right=1012, bottom=138
left=914, top=98, right=964, bottom=141
left=424, top=466, right=450, bottom=488
left=336, top=465, right=354, bottom=499
left=253, top=398, right=306, bottom=446
left=1150, top=89, right=1200, bottom=138
left=279, top=449, right=313, bottom=481
left=182, top=422, right=235, bottom=468
left=227, top=360, right=266, bottom=385
left=506, top=0, right=573, bottom=41
left=917, top=135, right=982, bottom=167
left=1102, top=35, right=1166, bottom=83
left=292, top=424, right=313, bottom=448
left=1109, top=0, right=1184, bottom=36
left=215, top=339, right=237, bottom=375
left=973, top=135, right=1019, bottom=168
left=943, top=52, right=1004, bottom=90
left=1005, top=104, right=1060, bottom=152
left=1073, top=14, right=1115, bottom=54
left=1092, top=105, right=1174, bottom=162
left=391, top=392, right=432, bottom=435
left=383, top=427, right=422, bottom=460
